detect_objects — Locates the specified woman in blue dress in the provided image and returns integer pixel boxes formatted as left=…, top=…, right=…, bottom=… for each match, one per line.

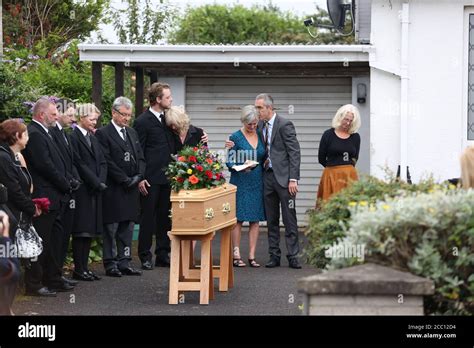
left=226, top=105, right=266, bottom=267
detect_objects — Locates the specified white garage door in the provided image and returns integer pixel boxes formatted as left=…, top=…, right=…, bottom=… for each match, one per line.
left=186, top=77, right=352, bottom=226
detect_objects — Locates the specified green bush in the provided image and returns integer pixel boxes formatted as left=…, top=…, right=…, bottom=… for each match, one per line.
left=326, top=189, right=474, bottom=315
left=305, top=174, right=438, bottom=268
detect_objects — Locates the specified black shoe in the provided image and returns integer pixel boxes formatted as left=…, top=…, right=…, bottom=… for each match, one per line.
left=61, top=276, right=79, bottom=286
left=288, top=258, right=302, bottom=269
left=87, top=270, right=102, bottom=280
left=49, top=283, right=74, bottom=292
left=141, top=261, right=153, bottom=270
left=25, top=287, right=57, bottom=297
left=105, top=268, right=122, bottom=277
left=120, top=267, right=142, bottom=276
left=72, top=271, right=94, bottom=281
left=265, top=258, right=281, bottom=268
left=155, top=257, right=170, bottom=267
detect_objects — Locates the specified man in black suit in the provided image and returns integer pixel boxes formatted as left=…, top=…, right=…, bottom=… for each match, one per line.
left=22, top=97, right=74, bottom=296
left=50, top=99, right=80, bottom=286
left=133, top=82, right=176, bottom=269
left=255, top=94, right=302, bottom=269
left=96, top=97, right=145, bottom=276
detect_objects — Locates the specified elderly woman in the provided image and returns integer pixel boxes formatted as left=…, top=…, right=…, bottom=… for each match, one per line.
left=165, top=106, right=206, bottom=150
left=460, top=146, right=474, bottom=189
left=226, top=105, right=266, bottom=267
left=0, top=119, right=40, bottom=232
left=317, top=104, right=361, bottom=205
left=70, top=104, right=107, bottom=281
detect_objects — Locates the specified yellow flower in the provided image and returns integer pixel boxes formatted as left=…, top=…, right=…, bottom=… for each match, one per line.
left=428, top=189, right=434, bottom=194
left=382, top=204, right=391, bottom=211
left=213, top=163, right=220, bottom=170
left=448, top=184, right=456, bottom=190
left=359, top=201, right=368, bottom=206
left=187, top=169, right=193, bottom=175
left=348, top=202, right=357, bottom=207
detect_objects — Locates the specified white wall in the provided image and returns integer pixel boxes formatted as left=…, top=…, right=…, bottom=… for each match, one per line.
left=370, top=0, right=467, bottom=181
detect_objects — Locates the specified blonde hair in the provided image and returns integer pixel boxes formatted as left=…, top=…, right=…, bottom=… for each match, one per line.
left=460, top=146, right=474, bottom=189
left=165, top=106, right=190, bottom=135
left=332, top=104, right=361, bottom=134
left=76, top=103, right=101, bottom=118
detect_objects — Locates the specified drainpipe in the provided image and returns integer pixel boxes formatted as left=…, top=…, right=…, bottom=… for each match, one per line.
left=400, top=2, right=410, bottom=180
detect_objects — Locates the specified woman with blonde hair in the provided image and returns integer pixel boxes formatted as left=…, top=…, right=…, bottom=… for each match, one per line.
left=316, top=104, right=361, bottom=205
left=165, top=106, right=206, bottom=150
left=460, top=146, right=474, bottom=189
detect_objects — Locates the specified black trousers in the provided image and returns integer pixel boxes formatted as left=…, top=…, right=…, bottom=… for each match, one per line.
left=103, top=221, right=134, bottom=271
left=263, top=170, right=300, bottom=261
left=138, top=184, right=171, bottom=263
left=50, top=196, right=74, bottom=270
left=72, top=237, right=91, bottom=274
left=24, top=210, right=63, bottom=291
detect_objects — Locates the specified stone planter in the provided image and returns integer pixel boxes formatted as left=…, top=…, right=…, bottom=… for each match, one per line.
left=298, top=263, right=435, bottom=315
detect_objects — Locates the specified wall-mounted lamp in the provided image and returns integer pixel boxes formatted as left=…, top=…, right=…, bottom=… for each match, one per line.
left=357, top=83, right=367, bottom=104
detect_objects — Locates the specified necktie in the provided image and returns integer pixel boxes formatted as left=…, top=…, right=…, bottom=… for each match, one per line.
left=85, top=132, right=92, bottom=148
left=46, top=131, right=53, bottom=140
left=263, top=121, right=270, bottom=170
left=120, top=128, right=127, bottom=142
left=61, top=129, right=69, bottom=145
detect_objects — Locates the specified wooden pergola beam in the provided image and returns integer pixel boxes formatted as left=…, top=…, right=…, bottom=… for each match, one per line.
left=135, top=67, right=144, bottom=116
left=92, top=62, right=103, bottom=111
left=115, top=62, right=124, bottom=98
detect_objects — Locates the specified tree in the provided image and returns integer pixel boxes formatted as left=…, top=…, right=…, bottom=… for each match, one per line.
left=2, top=0, right=109, bottom=53
left=169, top=4, right=354, bottom=45
left=113, top=0, right=177, bottom=44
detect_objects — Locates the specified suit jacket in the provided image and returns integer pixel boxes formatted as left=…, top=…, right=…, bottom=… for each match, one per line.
left=259, top=114, right=301, bottom=188
left=95, top=123, right=145, bottom=223
left=22, top=121, right=70, bottom=211
left=175, top=125, right=206, bottom=152
left=133, top=109, right=176, bottom=185
left=0, top=144, right=35, bottom=222
left=50, top=125, right=80, bottom=182
left=70, top=128, right=107, bottom=235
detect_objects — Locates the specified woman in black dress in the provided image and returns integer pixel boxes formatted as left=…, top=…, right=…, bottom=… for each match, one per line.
left=70, top=104, right=107, bottom=281
left=317, top=104, right=361, bottom=205
left=165, top=106, right=207, bottom=150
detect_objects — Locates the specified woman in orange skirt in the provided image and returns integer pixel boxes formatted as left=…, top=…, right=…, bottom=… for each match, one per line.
left=316, top=104, right=361, bottom=206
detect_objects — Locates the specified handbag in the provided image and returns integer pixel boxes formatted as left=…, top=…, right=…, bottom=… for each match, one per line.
left=15, top=213, right=43, bottom=258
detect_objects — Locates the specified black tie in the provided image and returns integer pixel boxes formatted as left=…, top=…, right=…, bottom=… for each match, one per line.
left=85, top=132, right=92, bottom=148
left=46, top=131, right=53, bottom=140
left=159, top=113, right=165, bottom=123
left=263, top=121, right=270, bottom=170
left=61, top=129, right=69, bottom=145
left=120, top=128, right=127, bottom=142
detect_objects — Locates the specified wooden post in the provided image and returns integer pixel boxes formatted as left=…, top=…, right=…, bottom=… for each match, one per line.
left=149, top=70, right=158, bottom=84
left=92, top=62, right=103, bottom=111
left=135, top=67, right=144, bottom=115
left=115, top=62, right=124, bottom=98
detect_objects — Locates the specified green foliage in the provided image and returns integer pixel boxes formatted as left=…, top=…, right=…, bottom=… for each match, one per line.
left=113, top=0, right=177, bottom=44
left=305, top=174, right=438, bottom=268
left=326, top=189, right=474, bottom=315
left=169, top=4, right=354, bottom=45
left=3, top=0, right=109, bottom=53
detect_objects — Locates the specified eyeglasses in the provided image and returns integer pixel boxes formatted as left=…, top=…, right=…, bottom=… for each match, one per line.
left=113, top=108, right=132, bottom=118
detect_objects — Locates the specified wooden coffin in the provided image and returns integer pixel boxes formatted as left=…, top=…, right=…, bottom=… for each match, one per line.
left=170, top=184, right=237, bottom=235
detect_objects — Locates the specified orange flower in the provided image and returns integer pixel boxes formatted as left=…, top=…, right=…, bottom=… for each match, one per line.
left=178, top=156, right=186, bottom=162
left=189, top=175, right=199, bottom=184
left=206, top=158, right=213, bottom=164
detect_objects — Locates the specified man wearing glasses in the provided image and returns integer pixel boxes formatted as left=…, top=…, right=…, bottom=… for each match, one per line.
left=95, top=97, right=145, bottom=277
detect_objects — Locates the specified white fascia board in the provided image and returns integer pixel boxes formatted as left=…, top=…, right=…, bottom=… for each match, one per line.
left=78, top=44, right=372, bottom=63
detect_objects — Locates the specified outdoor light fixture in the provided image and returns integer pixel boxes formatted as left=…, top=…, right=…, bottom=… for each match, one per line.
left=357, top=83, right=367, bottom=104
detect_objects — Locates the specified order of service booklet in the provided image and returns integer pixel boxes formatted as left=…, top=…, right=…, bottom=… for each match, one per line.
left=232, top=160, right=259, bottom=172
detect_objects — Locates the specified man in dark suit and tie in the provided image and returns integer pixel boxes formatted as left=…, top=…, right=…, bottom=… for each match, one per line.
left=22, top=97, right=75, bottom=296
left=133, top=82, right=176, bottom=269
left=255, top=94, right=302, bottom=269
left=50, top=99, right=81, bottom=286
left=96, top=97, right=145, bottom=276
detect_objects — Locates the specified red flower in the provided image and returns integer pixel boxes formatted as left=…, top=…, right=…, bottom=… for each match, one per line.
left=189, top=156, right=197, bottom=163
left=193, top=147, right=198, bottom=151
left=32, top=197, right=51, bottom=213
left=196, top=165, right=203, bottom=172
left=215, top=173, right=221, bottom=180
left=176, top=177, right=184, bottom=183
left=189, top=175, right=199, bottom=184
left=178, top=156, right=186, bottom=162
left=205, top=170, right=213, bottom=179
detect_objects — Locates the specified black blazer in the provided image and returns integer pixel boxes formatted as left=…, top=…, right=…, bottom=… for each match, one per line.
left=0, top=144, right=35, bottom=222
left=70, top=128, right=107, bottom=235
left=22, top=121, right=70, bottom=211
left=175, top=125, right=206, bottom=152
left=95, top=123, right=145, bottom=223
left=133, top=109, right=176, bottom=185
left=50, top=125, right=80, bottom=181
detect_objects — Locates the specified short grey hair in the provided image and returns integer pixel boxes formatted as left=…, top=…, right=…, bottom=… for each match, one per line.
left=113, top=96, right=133, bottom=111
left=255, top=93, right=274, bottom=108
left=32, top=97, right=54, bottom=117
left=240, top=105, right=258, bottom=124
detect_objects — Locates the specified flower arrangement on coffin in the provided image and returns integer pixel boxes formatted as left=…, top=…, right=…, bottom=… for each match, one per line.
left=166, top=144, right=226, bottom=192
